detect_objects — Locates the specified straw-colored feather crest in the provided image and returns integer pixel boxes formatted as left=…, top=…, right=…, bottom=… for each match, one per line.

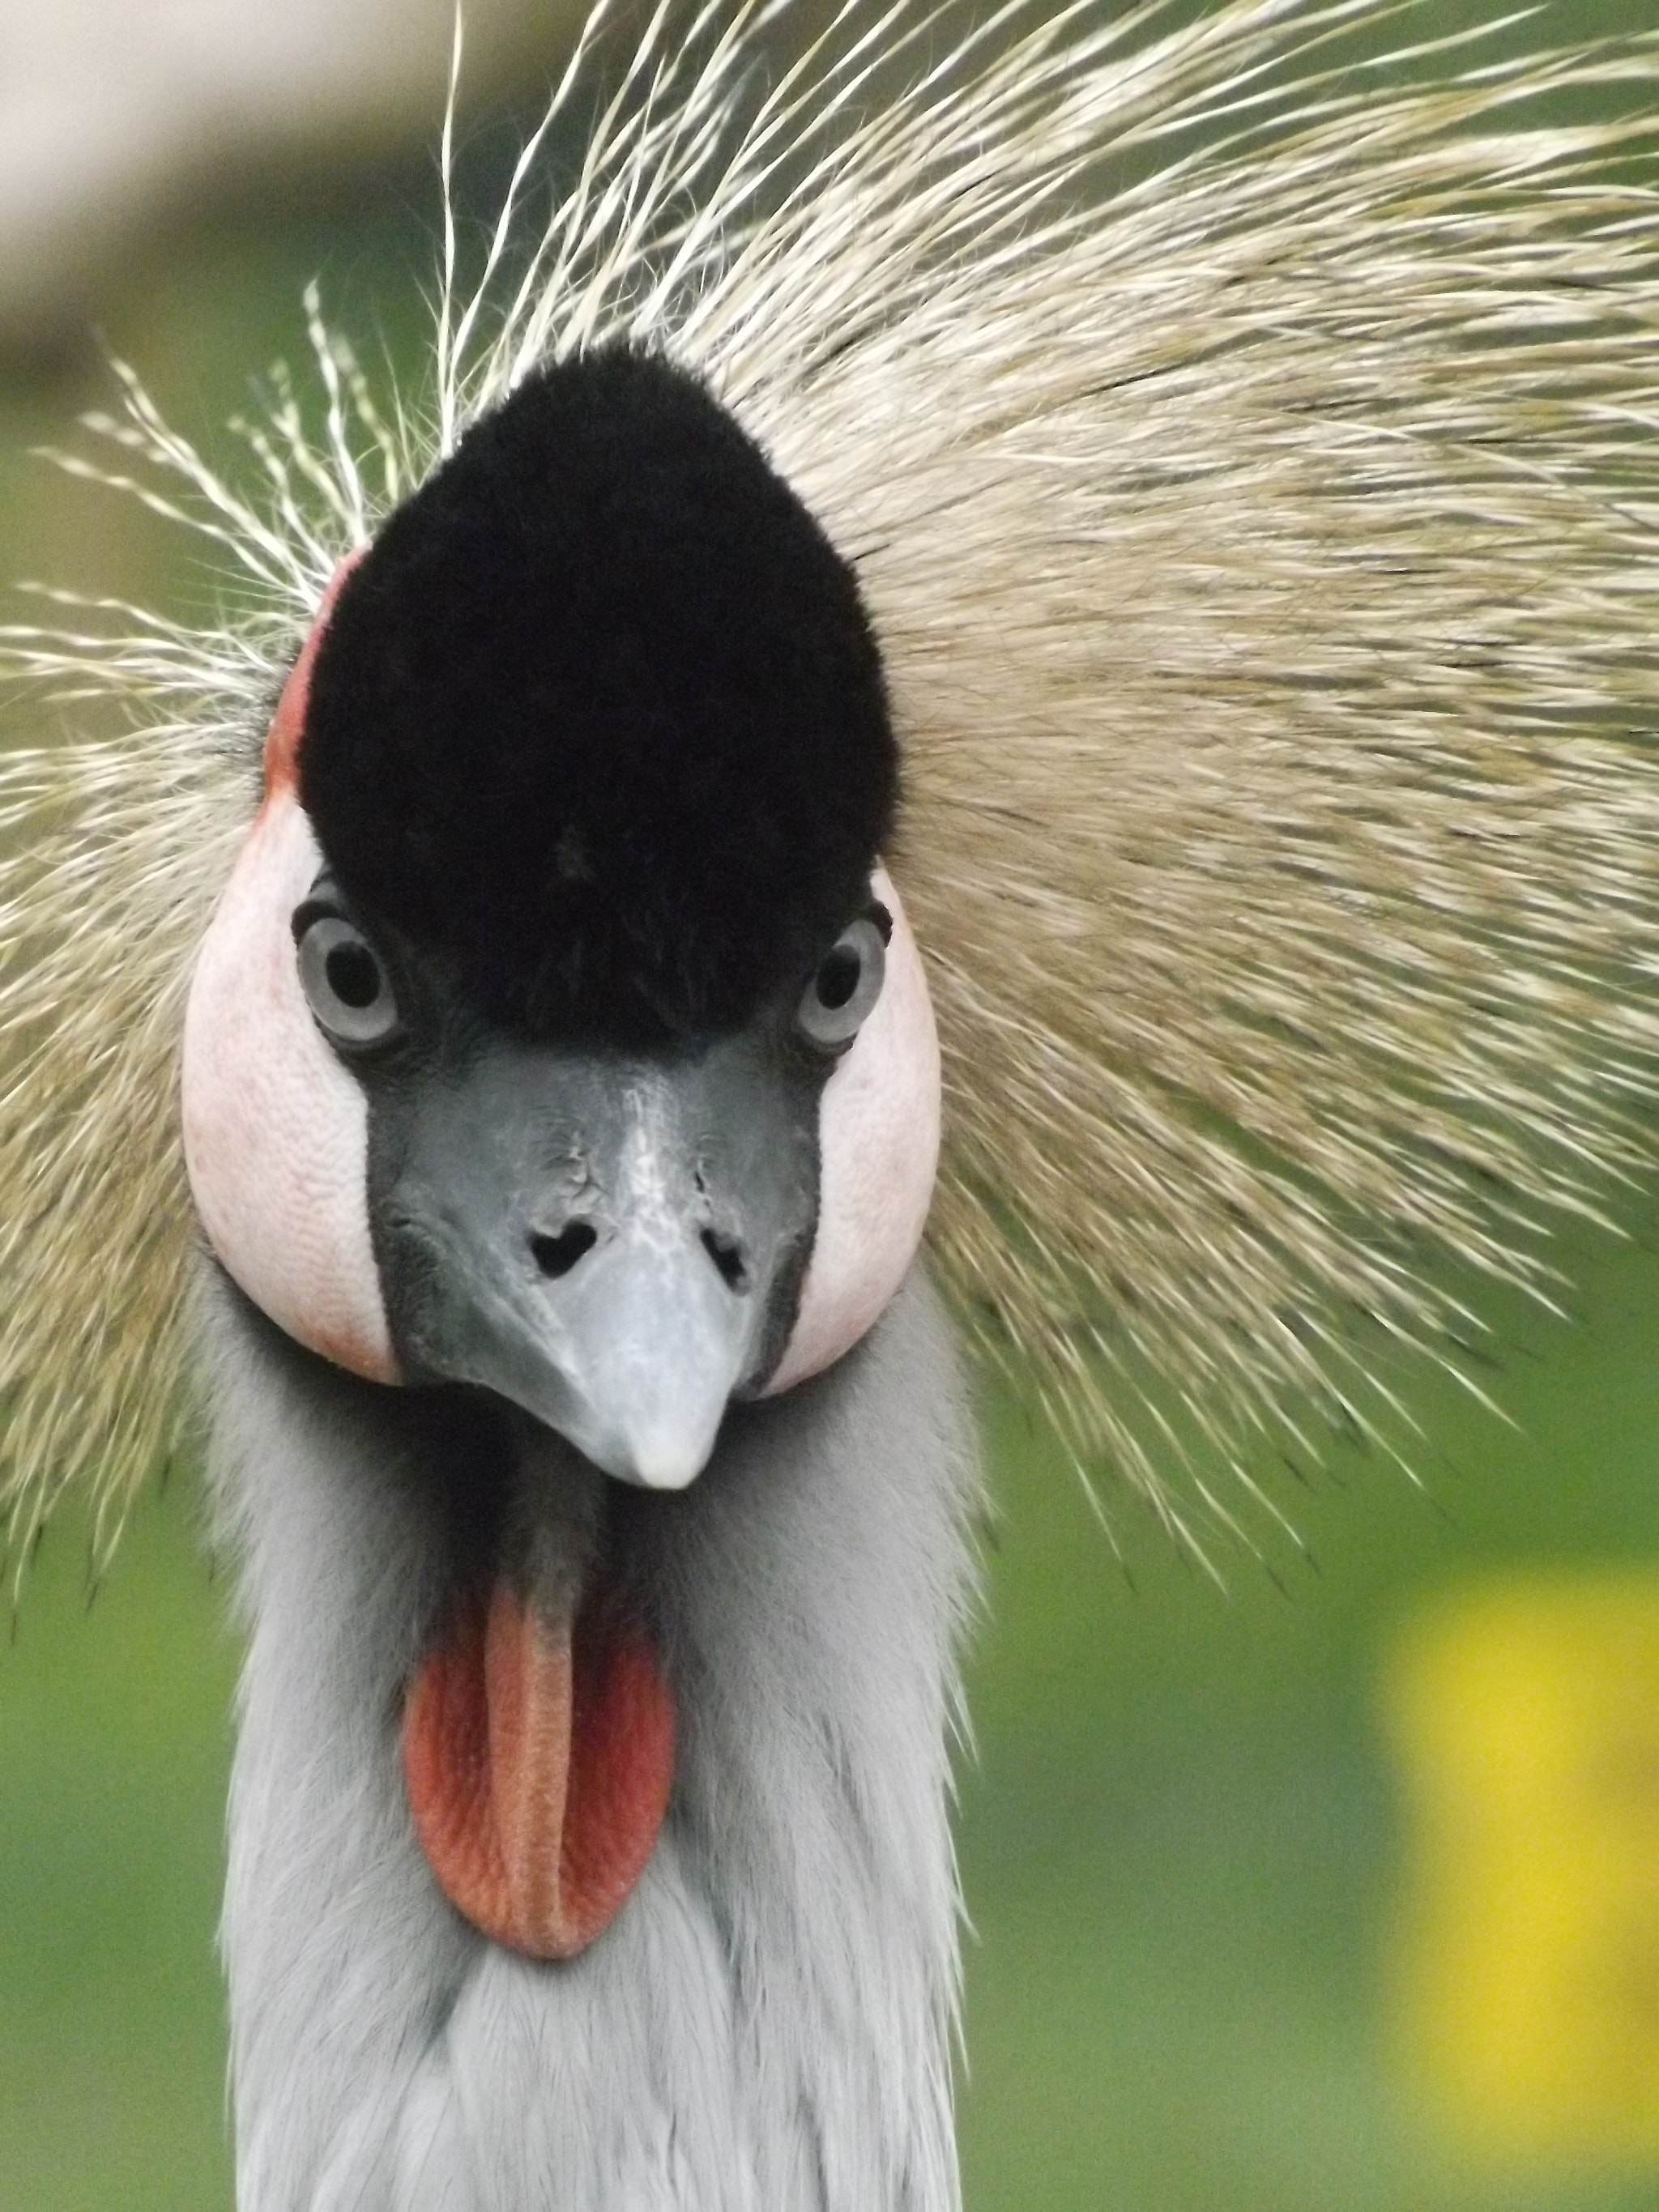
left=5, top=0, right=1659, bottom=1571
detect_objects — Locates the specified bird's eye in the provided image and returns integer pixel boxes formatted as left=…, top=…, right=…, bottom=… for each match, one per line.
left=295, top=911, right=400, bottom=1049
left=795, top=914, right=887, bottom=1052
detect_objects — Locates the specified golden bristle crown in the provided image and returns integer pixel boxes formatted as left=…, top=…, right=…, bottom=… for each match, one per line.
left=4, top=0, right=1659, bottom=1573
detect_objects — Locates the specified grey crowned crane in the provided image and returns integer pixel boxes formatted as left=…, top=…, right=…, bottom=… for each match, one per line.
left=5, top=2, right=1659, bottom=2206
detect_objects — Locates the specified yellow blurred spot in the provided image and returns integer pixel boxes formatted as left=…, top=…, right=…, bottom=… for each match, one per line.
left=1384, top=1576, right=1659, bottom=2165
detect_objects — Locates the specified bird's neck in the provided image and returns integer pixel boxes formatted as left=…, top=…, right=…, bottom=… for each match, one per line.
left=203, top=1267, right=979, bottom=2212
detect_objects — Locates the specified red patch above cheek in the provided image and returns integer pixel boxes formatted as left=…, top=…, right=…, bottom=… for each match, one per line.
left=263, top=551, right=365, bottom=799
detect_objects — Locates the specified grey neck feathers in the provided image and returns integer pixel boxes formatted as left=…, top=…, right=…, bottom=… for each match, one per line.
left=201, top=1268, right=980, bottom=2212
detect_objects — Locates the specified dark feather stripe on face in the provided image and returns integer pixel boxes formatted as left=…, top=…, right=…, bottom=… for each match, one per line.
left=301, top=347, right=898, bottom=1048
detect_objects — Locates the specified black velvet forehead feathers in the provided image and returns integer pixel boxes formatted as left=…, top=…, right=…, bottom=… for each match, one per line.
left=301, top=349, right=897, bottom=1046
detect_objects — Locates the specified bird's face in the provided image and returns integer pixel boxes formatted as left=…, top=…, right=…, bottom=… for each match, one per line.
left=179, top=352, right=940, bottom=1960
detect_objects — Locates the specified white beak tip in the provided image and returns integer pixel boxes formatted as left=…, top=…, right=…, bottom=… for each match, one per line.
left=600, top=1419, right=722, bottom=1491
left=629, top=1454, right=705, bottom=1492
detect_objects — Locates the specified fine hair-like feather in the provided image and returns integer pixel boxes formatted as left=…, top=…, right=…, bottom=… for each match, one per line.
left=3, top=0, right=1659, bottom=1571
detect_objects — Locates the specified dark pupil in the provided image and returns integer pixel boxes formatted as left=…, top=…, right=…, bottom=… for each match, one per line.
left=817, top=944, right=861, bottom=1012
left=326, top=940, right=381, bottom=1010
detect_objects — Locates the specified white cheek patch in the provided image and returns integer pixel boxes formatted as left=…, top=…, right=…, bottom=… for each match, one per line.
left=181, top=792, right=397, bottom=1383
left=766, top=868, right=940, bottom=1393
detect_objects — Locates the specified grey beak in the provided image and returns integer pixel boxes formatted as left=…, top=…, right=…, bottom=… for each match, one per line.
left=368, top=1037, right=819, bottom=1489
left=531, top=1220, right=744, bottom=1488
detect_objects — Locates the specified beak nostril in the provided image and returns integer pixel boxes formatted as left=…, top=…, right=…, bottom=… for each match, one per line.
left=530, top=1221, right=599, bottom=1280
left=701, top=1228, right=748, bottom=1295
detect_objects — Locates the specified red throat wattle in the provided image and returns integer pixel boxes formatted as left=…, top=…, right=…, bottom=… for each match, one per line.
left=402, top=1577, right=673, bottom=1958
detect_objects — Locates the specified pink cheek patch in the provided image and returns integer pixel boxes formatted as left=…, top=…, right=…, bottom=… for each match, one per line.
left=766, top=868, right=940, bottom=1393
left=181, top=791, right=397, bottom=1383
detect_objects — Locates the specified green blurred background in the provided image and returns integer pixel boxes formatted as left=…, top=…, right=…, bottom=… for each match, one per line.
left=5, top=6, right=1659, bottom=2207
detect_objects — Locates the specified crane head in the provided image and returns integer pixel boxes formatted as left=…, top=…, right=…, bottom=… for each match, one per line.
left=178, top=349, right=940, bottom=1958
